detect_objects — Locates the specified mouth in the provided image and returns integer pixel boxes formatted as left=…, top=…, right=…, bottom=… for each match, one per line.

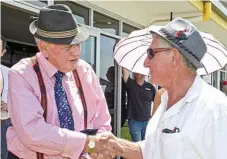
left=70, top=59, right=79, bottom=62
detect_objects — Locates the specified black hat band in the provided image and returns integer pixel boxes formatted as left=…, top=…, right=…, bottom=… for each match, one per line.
left=160, top=28, right=200, bottom=62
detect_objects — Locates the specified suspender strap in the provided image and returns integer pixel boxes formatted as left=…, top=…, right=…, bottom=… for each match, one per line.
left=73, top=69, right=88, bottom=129
left=31, top=57, right=88, bottom=159
left=32, top=57, right=47, bottom=159
left=33, top=62, right=48, bottom=120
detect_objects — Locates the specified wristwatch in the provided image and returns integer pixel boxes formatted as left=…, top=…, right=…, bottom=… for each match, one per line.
left=87, top=136, right=95, bottom=153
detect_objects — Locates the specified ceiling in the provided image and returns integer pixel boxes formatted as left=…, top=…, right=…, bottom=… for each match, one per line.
left=1, top=1, right=227, bottom=47
left=1, top=3, right=38, bottom=45
left=87, top=1, right=227, bottom=47
left=87, top=1, right=201, bottom=26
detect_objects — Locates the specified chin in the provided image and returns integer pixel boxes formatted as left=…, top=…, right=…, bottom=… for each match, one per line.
left=59, top=66, right=75, bottom=73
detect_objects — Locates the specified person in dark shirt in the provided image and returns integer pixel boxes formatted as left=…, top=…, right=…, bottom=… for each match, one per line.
left=122, top=67, right=156, bottom=142
left=105, top=66, right=128, bottom=128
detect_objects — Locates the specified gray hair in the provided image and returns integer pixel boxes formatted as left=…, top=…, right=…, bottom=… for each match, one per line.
left=34, top=37, right=50, bottom=51
left=179, top=54, right=197, bottom=72
left=158, top=36, right=197, bottom=72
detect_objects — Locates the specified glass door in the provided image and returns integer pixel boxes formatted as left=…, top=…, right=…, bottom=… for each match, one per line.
left=80, top=27, right=123, bottom=135
left=99, top=35, right=118, bottom=133
left=80, top=26, right=100, bottom=74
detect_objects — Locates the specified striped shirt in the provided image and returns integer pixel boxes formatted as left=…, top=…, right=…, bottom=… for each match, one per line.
left=6, top=52, right=111, bottom=159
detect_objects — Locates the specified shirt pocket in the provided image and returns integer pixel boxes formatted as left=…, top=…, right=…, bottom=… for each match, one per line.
left=161, top=132, right=201, bottom=159
left=161, top=133, right=182, bottom=159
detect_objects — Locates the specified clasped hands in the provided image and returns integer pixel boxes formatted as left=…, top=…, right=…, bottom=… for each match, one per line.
left=83, top=132, right=124, bottom=159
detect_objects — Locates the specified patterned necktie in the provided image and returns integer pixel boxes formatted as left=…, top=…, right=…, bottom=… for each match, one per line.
left=54, top=71, right=74, bottom=130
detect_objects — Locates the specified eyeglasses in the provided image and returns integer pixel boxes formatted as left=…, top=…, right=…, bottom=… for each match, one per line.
left=147, top=48, right=172, bottom=60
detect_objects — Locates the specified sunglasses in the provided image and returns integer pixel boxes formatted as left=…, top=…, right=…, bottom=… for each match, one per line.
left=147, top=48, right=172, bottom=60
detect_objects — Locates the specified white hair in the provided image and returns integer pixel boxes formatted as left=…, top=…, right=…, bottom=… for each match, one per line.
left=157, top=36, right=197, bottom=72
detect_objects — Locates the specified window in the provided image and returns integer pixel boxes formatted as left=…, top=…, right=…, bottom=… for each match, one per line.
left=80, top=36, right=96, bottom=70
left=122, top=23, right=139, bottom=37
left=55, top=1, right=89, bottom=25
left=99, top=35, right=118, bottom=133
left=25, top=1, right=47, bottom=7
left=94, top=12, right=119, bottom=35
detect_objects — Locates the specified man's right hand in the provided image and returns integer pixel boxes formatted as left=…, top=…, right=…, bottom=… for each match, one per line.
left=84, top=132, right=124, bottom=159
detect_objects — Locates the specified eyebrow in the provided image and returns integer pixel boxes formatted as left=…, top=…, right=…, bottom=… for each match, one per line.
left=62, top=45, right=72, bottom=50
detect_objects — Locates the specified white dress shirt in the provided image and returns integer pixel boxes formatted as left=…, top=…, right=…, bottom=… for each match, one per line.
left=139, top=75, right=227, bottom=159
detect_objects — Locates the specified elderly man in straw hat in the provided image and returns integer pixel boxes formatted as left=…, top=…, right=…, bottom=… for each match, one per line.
left=6, top=4, right=124, bottom=159
left=95, top=17, right=227, bottom=159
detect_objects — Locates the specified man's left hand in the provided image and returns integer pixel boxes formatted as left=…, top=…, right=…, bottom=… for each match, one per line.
left=89, top=132, right=124, bottom=159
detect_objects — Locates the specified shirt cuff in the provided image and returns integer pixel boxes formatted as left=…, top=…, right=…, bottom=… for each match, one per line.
left=138, top=141, right=145, bottom=158
left=62, top=130, right=87, bottom=159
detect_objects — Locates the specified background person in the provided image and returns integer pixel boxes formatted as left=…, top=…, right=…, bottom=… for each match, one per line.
left=122, top=68, right=156, bottom=142
left=104, top=66, right=127, bottom=128
left=1, top=36, right=11, bottom=159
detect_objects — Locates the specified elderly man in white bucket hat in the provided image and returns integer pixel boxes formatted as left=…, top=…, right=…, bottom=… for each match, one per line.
left=6, top=4, right=124, bottom=159
left=96, top=17, right=227, bottom=159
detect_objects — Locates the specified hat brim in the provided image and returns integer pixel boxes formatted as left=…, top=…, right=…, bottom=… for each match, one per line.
left=29, top=20, right=89, bottom=45
left=149, top=25, right=203, bottom=68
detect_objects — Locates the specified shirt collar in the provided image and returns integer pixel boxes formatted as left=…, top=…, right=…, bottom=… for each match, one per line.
left=162, top=74, right=203, bottom=120
left=36, top=52, right=72, bottom=79
left=184, top=74, right=203, bottom=103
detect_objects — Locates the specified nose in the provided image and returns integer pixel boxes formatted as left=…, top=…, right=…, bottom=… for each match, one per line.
left=144, top=56, right=150, bottom=68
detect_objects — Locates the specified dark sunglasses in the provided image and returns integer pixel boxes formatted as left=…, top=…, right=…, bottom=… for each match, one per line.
left=147, top=48, right=172, bottom=60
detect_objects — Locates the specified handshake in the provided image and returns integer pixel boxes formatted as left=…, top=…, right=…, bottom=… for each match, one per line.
left=82, top=132, right=125, bottom=159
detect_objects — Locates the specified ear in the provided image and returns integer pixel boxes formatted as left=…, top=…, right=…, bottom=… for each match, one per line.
left=37, top=40, right=49, bottom=58
left=170, top=48, right=181, bottom=67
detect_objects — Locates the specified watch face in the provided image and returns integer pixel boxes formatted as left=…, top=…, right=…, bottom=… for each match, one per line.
left=88, top=141, right=95, bottom=148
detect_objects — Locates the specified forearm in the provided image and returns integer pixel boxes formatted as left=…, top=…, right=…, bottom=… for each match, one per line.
left=117, top=138, right=143, bottom=159
left=15, top=120, right=87, bottom=157
left=122, top=67, right=130, bottom=83
left=8, top=78, right=87, bottom=158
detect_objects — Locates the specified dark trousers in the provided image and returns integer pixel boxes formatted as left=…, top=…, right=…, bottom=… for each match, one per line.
left=1, top=119, right=11, bottom=159
left=8, top=152, right=19, bottom=159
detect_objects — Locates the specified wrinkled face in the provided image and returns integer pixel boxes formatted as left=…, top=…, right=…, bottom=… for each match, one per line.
left=144, top=36, right=175, bottom=86
left=38, top=40, right=81, bottom=72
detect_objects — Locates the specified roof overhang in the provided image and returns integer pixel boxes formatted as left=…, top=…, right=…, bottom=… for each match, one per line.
left=86, top=0, right=227, bottom=47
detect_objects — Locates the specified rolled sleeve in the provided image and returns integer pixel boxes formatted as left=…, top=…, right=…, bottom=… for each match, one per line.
left=125, top=77, right=134, bottom=89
